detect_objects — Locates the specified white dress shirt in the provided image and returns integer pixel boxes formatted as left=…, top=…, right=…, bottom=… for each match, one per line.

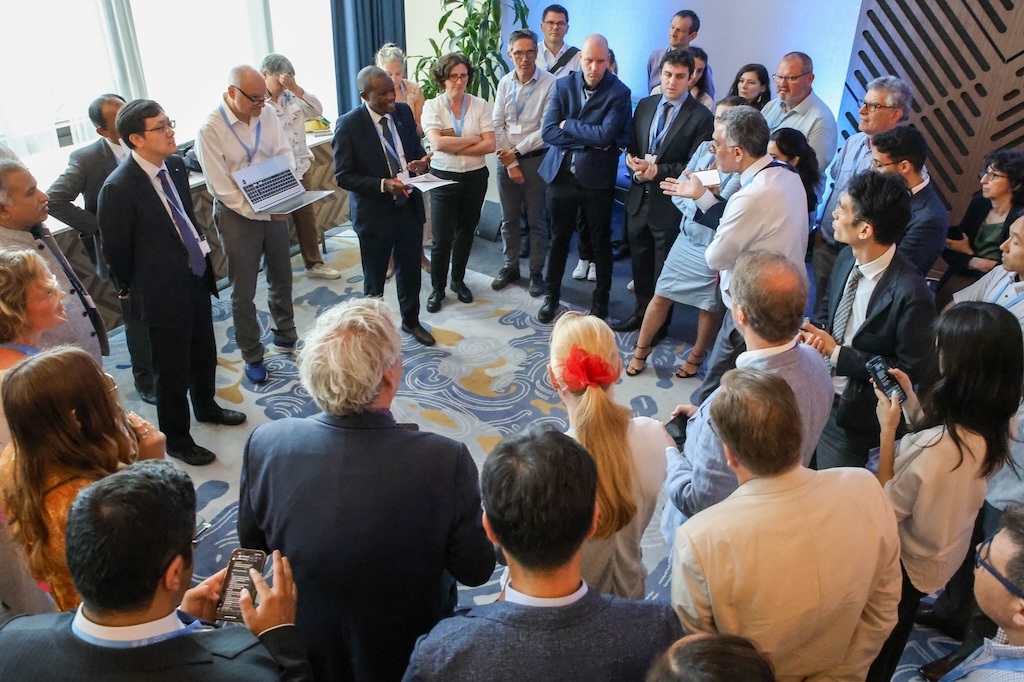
left=421, top=94, right=493, bottom=173
left=132, top=150, right=204, bottom=248
left=365, top=103, right=409, bottom=192
left=504, top=580, right=588, bottom=607
left=536, top=42, right=580, bottom=78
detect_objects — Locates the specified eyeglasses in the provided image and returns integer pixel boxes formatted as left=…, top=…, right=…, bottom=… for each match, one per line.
left=234, top=86, right=270, bottom=103
left=976, top=532, right=1024, bottom=599
left=192, top=521, right=213, bottom=547
left=859, top=99, right=896, bottom=113
left=981, top=168, right=1008, bottom=181
left=542, top=20, right=567, bottom=28
left=772, top=72, right=809, bottom=83
left=871, top=158, right=902, bottom=170
left=511, top=50, right=537, bottom=60
left=447, top=73, right=470, bottom=82
left=103, top=372, right=118, bottom=395
left=709, top=141, right=740, bottom=154
left=144, top=120, right=175, bottom=134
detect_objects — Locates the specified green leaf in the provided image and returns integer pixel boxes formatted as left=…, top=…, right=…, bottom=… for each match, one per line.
left=437, top=9, right=454, bottom=31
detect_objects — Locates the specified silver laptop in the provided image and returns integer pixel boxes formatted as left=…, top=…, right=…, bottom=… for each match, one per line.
left=231, top=155, right=332, bottom=214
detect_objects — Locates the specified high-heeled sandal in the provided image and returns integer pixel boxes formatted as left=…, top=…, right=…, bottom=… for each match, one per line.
left=674, top=351, right=708, bottom=379
left=625, top=344, right=653, bottom=377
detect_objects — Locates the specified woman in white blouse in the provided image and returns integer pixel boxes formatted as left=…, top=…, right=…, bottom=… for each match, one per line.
left=420, top=53, right=495, bottom=314
left=868, top=302, right=1024, bottom=681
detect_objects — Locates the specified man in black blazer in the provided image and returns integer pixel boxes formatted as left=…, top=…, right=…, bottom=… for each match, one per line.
left=333, top=66, right=435, bottom=346
left=0, top=461, right=311, bottom=681
left=239, top=298, right=495, bottom=682
left=615, top=49, right=714, bottom=331
left=98, top=99, right=245, bottom=466
left=46, top=94, right=157, bottom=403
left=801, top=171, right=937, bottom=469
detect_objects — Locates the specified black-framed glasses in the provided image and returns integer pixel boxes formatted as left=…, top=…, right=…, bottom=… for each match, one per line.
left=859, top=99, right=896, bottom=113
left=976, top=532, right=1024, bottom=599
left=192, top=521, right=213, bottom=547
left=144, top=120, right=175, bottom=134
left=772, top=72, right=809, bottom=83
left=234, top=86, right=270, bottom=103
left=981, top=168, right=1008, bottom=181
left=871, top=158, right=902, bottom=170
left=511, top=50, right=537, bottom=60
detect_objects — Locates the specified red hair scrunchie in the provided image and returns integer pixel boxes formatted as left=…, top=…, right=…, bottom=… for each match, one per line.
left=561, top=344, right=617, bottom=391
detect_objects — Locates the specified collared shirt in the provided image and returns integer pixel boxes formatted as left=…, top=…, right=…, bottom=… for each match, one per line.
left=910, top=176, right=930, bottom=195
left=944, top=629, right=1024, bottom=681
left=955, top=265, right=1024, bottom=321
left=71, top=607, right=189, bottom=647
left=645, top=93, right=687, bottom=157
left=736, top=338, right=797, bottom=365
left=536, top=41, right=580, bottom=78
left=493, top=67, right=557, bottom=165
left=761, top=90, right=838, bottom=172
left=831, top=244, right=897, bottom=394
left=819, top=132, right=872, bottom=242
left=266, top=89, right=323, bottom=176
left=504, top=580, right=589, bottom=607
left=421, top=94, right=494, bottom=173
left=365, top=103, right=409, bottom=192
left=194, top=95, right=295, bottom=221
left=104, top=137, right=128, bottom=164
left=132, top=150, right=204, bottom=248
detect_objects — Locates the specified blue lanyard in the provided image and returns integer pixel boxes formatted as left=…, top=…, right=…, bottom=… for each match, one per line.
left=218, top=105, right=262, bottom=163
left=990, top=275, right=1024, bottom=310
left=72, top=614, right=208, bottom=648
left=512, top=79, right=538, bottom=122
left=649, top=101, right=679, bottom=154
left=444, top=94, right=467, bottom=136
left=0, top=342, right=39, bottom=355
left=377, top=117, right=403, bottom=173
left=399, top=80, right=406, bottom=100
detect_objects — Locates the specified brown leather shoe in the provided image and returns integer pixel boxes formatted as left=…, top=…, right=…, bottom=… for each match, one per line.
left=402, top=323, right=436, bottom=346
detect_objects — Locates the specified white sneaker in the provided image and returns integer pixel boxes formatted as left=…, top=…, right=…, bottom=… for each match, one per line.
left=587, top=263, right=597, bottom=282
left=306, top=263, right=341, bottom=280
left=572, top=259, right=590, bottom=280
left=627, top=279, right=635, bottom=292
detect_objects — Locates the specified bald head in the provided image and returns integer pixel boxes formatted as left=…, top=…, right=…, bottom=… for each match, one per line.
left=580, top=34, right=610, bottom=88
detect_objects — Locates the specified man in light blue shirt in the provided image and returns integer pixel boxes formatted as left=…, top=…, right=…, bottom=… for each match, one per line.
left=760, top=52, right=838, bottom=174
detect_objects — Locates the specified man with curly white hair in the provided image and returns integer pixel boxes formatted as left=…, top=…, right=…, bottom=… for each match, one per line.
left=238, top=297, right=494, bottom=682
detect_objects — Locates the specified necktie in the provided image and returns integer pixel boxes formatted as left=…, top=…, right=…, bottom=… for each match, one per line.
left=157, top=169, right=207, bottom=277
left=652, top=102, right=672, bottom=153
left=379, top=116, right=401, bottom=177
left=832, top=265, right=863, bottom=348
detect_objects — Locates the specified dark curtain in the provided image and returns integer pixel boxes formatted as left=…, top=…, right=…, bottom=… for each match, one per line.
left=330, top=0, right=407, bottom=115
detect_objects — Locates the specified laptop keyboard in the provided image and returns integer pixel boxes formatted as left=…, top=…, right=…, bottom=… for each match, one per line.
left=242, top=170, right=295, bottom=204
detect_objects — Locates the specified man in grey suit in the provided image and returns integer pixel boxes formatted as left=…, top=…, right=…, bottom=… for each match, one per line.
left=48, top=94, right=155, bottom=403
left=404, top=426, right=683, bottom=681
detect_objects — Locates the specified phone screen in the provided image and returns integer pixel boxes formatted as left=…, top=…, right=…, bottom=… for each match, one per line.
left=215, top=548, right=267, bottom=621
left=866, top=356, right=907, bottom=404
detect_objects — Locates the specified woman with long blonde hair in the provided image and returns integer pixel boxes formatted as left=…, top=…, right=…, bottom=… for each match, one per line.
left=549, top=312, right=671, bottom=598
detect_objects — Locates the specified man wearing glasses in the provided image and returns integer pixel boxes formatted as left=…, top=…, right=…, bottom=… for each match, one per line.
left=645, top=10, right=714, bottom=97
left=535, top=4, right=579, bottom=79
left=812, top=75, right=912, bottom=319
left=195, top=65, right=298, bottom=385
left=760, top=52, right=838, bottom=173
left=99, top=99, right=246, bottom=467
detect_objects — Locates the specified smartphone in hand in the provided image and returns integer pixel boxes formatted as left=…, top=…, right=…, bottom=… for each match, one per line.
left=866, top=355, right=907, bottom=404
left=215, top=548, right=267, bottom=622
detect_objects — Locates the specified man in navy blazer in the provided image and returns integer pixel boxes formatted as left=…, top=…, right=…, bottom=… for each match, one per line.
left=333, top=66, right=435, bottom=346
left=538, top=33, right=631, bottom=323
left=98, top=99, right=246, bottom=467
left=240, top=298, right=495, bottom=681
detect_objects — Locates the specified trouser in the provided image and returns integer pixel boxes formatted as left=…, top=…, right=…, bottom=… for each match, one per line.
left=357, top=198, right=424, bottom=327
left=122, top=298, right=154, bottom=393
left=545, top=169, right=613, bottom=309
left=814, top=395, right=880, bottom=469
left=430, top=166, right=489, bottom=291
left=626, top=192, right=680, bottom=315
left=690, top=309, right=745, bottom=406
left=292, top=166, right=324, bottom=269
left=497, top=155, right=548, bottom=275
left=866, top=563, right=926, bottom=682
left=149, top=274, right=219, bottom=452
left=214, top=202, right=297, bottom=364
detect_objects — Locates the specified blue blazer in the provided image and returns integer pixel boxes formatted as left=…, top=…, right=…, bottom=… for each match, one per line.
left=332, top=102, right=426, bottom=233
left=539, top=70, right=632, bottom=190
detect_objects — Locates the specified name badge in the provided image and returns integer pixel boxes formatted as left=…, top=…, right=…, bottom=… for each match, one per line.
left=508, top=124, right=523, bottom=135
left=645, top=154, right=658, bottom=164
left=199, top=237, right=212, bottom=255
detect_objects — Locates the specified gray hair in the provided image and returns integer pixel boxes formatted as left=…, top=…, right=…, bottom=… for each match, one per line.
left=720, top=105, right=769, bottom=157
left=508, top=29, right=539, bottom=49
left=227, top=64, right=260, bottom=88
left=867, top=76, right=913, bottom=122
left=297, top=298, right=402, bottom=416
left=375, top=43, right=406, bottom=70
left=0, top=159, right=29, bottom=206
left=259, top=53, right=295, bottom=76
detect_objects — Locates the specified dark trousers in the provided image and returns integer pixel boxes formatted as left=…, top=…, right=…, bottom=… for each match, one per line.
left=148, top=274, right=219, bottom=452
left=815, top=396, right=880, bottom=470
left=546, top=169, right=613, bottom=308
left=358, top=198, right=423, bottom=327
left=690, top=309, right=745, bottom=406
left=430, top=166, right=489, bottom=291
left=626, top=193, right=680, bottom=314
left=122, top=298, right=154, bottom=393
left=867, top=563, right=926, bottom=682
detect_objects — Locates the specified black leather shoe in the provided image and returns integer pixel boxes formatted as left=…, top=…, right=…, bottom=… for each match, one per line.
left=451, top=281, right=474, bottom=303
left=198, top=409, right=247, bottom=426
left=538, top=296, right=559, bottom=323
left=918, top=652, right=966, bottom=682
left=402, top=323, right=436, bottom=346
left=426, top=289, right=444, bottom=313
left=914, top=604, right=965, bottom=639
left=612, top=241, right=631, bottom=260
left=167, top=444, right=217, bottom=466
left=586, top=304, right=608, bottom=320
left=528, top=273, right=544, bottom=297
left=611, top=314, right=643, bottom=333
left=136, top=385, right=158, bottom=405
left=491, top=267, right=521, bottom=291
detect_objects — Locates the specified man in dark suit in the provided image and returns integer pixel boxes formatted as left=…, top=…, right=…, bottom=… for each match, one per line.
left=98, top=99, right=245, bottom=467
left=47, top=94, right=156, bottom=404
left=333, top=66, right=435, bottom=346
left=538, top=33, right=632, bottom=323
left=0, top=460, right=312, bottom=681
left=239, top=298, right=495, bottom=681
left=801, top=170, right=937, bottom=469
left=614, top=48, right=714, bottom=332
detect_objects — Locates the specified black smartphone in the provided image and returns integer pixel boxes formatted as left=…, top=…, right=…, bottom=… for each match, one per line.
left=665, top=412, right=688, bottom=447
left=866, top=355, right=907, bottom=404
left=215, top=548, right=267, bottom=622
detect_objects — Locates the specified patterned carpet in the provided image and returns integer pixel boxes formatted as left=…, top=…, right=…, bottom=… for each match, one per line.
left=102, top=228, right=950, bottom=680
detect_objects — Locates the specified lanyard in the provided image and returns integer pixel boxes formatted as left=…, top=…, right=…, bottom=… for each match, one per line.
left=156, top=171, right=202, bottom=239
left=444, top=94, right=467, bottom=136
left=649, top=101, right=678, bottom=154
left=991, top=276, right=1024, bottom=310
left=72, top=614, right=208, bottom=649
left=0, top=342, right=39, bottom=355
left=512, top=79, right=538, bottom=122
left=377, top=118, right=404, bottom=173
left=399, top=80, right=406, bottom=100
left=218, top=105, right=261, bottom=163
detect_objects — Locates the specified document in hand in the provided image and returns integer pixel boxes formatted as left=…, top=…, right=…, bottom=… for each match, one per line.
left=402, top=173, right=458, bottom=192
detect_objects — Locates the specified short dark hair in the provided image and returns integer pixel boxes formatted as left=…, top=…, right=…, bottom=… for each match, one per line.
left=845, top=170, right=912, bottom=245
left=482, top=426, right=597, bottom=572
left=508, top=29, right=539, bottom=50
left=986, top=149, right=1024, bottom=205
left=720, top=105, right=769, bottom=158
left=710, top=368, right=803, bottom=476
left=87, top=94, right=125, bottom=130
left=674, top=9, right=700, bottom=33
left=431, top=53, right=476, bottom=90
left=65, top=460, right=196, bottom=615
left=542, top=4, right=568, bottom=23
left=1001, top=503, right=1024, bottom=594
left=646, top=634, right=776, bottom=682
left=731, top=250, right=808, bottom=343
left=357, top=65, right=390, bottom=95
left=659, top=48, right=695, bottom=77
left=872, top=126, right=928, bottom=173
left=115, top=99, right=165, bottom=150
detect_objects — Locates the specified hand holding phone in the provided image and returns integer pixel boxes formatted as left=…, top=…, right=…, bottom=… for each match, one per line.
left=865, top=356, right=907, bottom=404
left=216, top=548, right=267, bottom=622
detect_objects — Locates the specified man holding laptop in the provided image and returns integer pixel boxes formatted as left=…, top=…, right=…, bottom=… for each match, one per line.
left=195, top=65, right=299, bottom=384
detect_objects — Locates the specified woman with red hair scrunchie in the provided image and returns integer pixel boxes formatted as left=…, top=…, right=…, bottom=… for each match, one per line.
left=548, top=312, right=673, bottom=599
